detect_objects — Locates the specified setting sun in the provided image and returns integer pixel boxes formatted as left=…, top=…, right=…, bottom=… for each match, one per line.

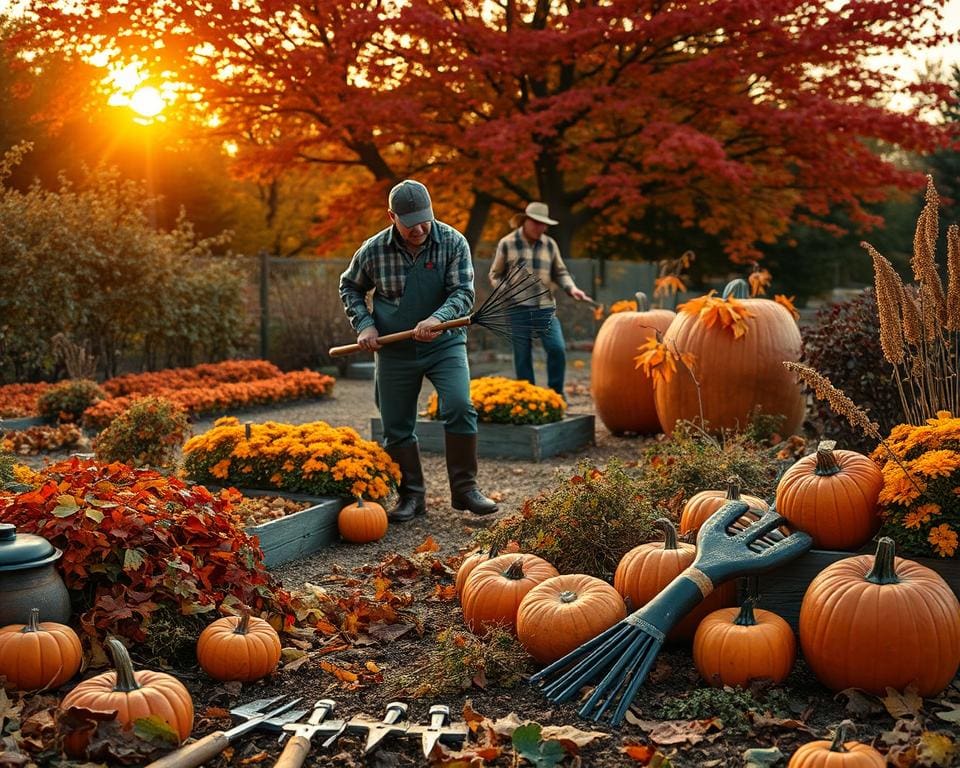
left=129, top=87, right=166, bottom=118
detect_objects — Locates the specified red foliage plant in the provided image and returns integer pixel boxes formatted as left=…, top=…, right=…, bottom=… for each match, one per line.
left=0, top=458, right=294, bottom=644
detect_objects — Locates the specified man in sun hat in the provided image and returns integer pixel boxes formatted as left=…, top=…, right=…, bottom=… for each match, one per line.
left=489, top=202, right=591, bottom=396
left=339, top=179, right=499, bottom=523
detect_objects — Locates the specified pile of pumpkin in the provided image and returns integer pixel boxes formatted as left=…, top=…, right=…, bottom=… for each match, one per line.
left=0, top=608, right=283, bottom=757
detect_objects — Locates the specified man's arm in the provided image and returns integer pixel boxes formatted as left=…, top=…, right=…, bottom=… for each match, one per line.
left=488, top=239, right=508, bottom=288
left=431, top=233, right=476, bottom=323
left=339, top=249, right=377, bottom=333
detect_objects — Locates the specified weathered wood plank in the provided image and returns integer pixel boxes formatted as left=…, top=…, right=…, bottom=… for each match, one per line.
left=0, top=416, right=49, bottom=431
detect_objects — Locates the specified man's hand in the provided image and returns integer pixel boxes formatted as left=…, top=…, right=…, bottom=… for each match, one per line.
left=357, top=325, right=381, bottom=351
left=569, top=287, right=592, bottom=302
left=413, top=316, right=443, bottom=342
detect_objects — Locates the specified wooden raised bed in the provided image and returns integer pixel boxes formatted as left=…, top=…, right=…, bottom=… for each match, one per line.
left=0, top=416, right=49, bottom=431
left=369, top=414, right=596, bottom=462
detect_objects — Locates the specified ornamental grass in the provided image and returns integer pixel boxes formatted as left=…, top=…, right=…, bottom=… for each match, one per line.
left=425, top=376, right=565, bottom=426
left=182, top=417, right=400, bottom=500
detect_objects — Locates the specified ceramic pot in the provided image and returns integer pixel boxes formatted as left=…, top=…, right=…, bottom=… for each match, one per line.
left=0, top=523, right=71, bottom=626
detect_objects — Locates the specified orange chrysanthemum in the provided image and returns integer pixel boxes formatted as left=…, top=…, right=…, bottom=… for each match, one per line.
left=677, top=292, right=755, bottom=339
left=928, top=524, right=958, bottom=557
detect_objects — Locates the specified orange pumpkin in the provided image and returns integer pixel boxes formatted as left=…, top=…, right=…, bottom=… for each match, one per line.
left=460, top=553, right=559, bottom=635
left=654, top=279, right=805, bottom=436
left=60, top=637, right=193, bottom=755
left=775, top=440, right=882, bottom=550
left=455, top=545, right=502, bottom=598
left=679, top=475, right=769, bottom=536
left=613, top=519, right=735, bottom=642
left=799, top=537, right=960, bottom=696
left=0, top=608, right=82, bottom=691
left=788, top=722, right=885, bottom=768
left=693, top=598, right=795, bottom=687
left=196, top=611, right=282, bottom=682
left=591, top=293, right=675, bottom=435
left=516, top=574, right=627, bottom=664
left=338, top=497, right=388, bottom=544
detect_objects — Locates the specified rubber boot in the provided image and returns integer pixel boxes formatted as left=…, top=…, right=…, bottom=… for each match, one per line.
left=385, top=442, right=426, bottom=523
left=445, top=432, right=499, bottom=516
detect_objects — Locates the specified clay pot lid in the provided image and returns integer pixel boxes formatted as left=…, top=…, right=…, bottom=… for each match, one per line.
left=0, top=523, right=62, bottom=572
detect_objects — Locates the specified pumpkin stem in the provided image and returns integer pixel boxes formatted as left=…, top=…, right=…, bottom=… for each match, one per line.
left=654, top=518, right=679, bottom=550
left=733, top=598, right=758, bottom=626
left=105, top=636, right=142, bottom=693
left=864, top=537, right=900, bottom=585
left=488, top=543, right=501, bottom=559
left=722, top=278, right=750, bottom=300
left=355, top=496, right=365, bottom=507
left=21, top=607, right=42, bottom=634
left=559, top=590, right=578, bottom=604
left=725, top=475, right=743, bottom=500
left=814, top=440, right=841, bottom=477
left=634, top=292, right=650, bottom=312
left=234, top=610, right=252, bottom=636
left=504, top=558, right=527, bottom=580
left=828, top=720, right=857, bottom=752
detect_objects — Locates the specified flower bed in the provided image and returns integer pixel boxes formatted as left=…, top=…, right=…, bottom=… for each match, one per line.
left=425, top=376, right=565, bottom=425
left=1, top=424, right=83, bottom=455
left=0, top=382, right=53, bottom=418
left=102, top=359, right=283, bottom=397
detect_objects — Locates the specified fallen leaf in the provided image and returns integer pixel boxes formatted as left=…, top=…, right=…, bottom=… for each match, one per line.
left=283, top=653, right=313, bottom=673
left=742, top=746, right=785, bottom=767
left=625, top=718, right=723, bottom=746
left=835, top=688, right=885, bottom=717
left=748, top=712, right=815, bottom=734
left=934, top=701, right=960, bottom=724
left=414, top=536, right=440, bottom=553
left=622, top=743, right=673, bottom=766
left=365, top=660, right=381, bottom=673
left=512, top=723, right=566, bottom=768
left=368, top=622, right=415, bottom=643
left=490, top=712, right=526, bottom=739
left=883, top=687, right=924, bottom=719
left=239, top=751, right=271, bottom=765
left=540, top=724, right=610, bottom=752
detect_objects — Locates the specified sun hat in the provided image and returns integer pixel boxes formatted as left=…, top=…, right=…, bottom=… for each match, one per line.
left=389, top=180, right=434, bottom=227
left=510, top=201, right=558, bottom=229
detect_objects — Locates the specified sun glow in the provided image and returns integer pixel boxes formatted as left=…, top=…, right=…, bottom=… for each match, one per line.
left=129, top=86, right=166, bottom=118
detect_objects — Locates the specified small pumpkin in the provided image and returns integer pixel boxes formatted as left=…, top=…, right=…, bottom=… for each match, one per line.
left=60, top=637, right=193, bottom=755
left=196, top=610, right=282, bottom=682
left=516, top=574, right=627, bottom=664
left=775, top=440, right=882, bottom=550
left=799, top=537, right=960, bottom=696
left=460, top=553, right=559, bottom=635
left=679, top=475, right=769, bottom=536
left=0, top=608, right=83, bottom=691
left=693, top=598, right=795, bottom=687
left=613, top=519, right=736, bottom=642
left=338, top=497, right=388, bottom=544
left=787, top=721, right=885, bottom=768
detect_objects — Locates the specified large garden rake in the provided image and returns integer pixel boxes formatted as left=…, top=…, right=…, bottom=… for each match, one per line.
left=529, top=501, right=812, bottom=725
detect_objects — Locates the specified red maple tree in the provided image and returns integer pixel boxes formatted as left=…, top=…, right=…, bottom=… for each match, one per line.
left=9, top=0, right=956, bottom=260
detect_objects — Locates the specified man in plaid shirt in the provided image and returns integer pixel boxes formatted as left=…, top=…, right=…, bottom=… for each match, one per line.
left=339, top=180, right=498, bottom=522
left=490, top=202, right=591, bottom=396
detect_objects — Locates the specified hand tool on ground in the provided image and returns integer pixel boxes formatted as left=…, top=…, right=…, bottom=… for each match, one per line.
left=531, top=501, right=813, bottom=725
left=409, top=704, right=469, bottom=757
left=144, top=695, right=303, bottom=768
left=330, top=263, right=553, bottom=357
left=344, top=702, right=409, bottom=754
left=272, top=699, right=346, bottom=768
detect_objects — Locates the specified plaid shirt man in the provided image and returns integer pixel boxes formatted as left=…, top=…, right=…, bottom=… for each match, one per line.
left=339, top=221, right=475, bottom=333
left=489, top=228, right=575, bottom=309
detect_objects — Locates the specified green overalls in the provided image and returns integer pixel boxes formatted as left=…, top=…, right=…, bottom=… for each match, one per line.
left=373, top=250, right=478, bottom=448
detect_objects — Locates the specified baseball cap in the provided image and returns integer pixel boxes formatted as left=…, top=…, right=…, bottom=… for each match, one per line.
left=389, top=180, right=434, bottom=227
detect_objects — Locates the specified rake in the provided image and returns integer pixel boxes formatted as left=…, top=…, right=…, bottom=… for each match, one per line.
left=329, top=263, right=551, bottom=357
left=529, top=501, right=812, bottom=725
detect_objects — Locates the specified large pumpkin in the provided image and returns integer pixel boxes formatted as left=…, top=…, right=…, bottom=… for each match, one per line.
left=196, top=611, right=282, bottom=682
left=60, top=637, right=193, bottom=755
left=693, top=598, right=795, bottom=687
left=613, top=519, right=736, bottom=642
left=679, top=475, right=769, bottom=536
left=775, top=440, right=882, bottom=550
left=337, top=497, right=388, bottom=544
left=799, top=537, right=960, bottom=696
left=654, top=279, right=805, bottom=436
left=591, top=293, right=675, bottom=435
left=787, top=722, right=885, bottom=768
left=0, top=608, right=82, bottom=691
left=516, top=574, right=627, bottom=664
left=460, top=553, right=558, bottom=635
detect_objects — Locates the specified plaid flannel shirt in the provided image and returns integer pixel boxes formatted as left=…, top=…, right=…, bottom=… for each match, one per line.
left=489, top=228, right=575, bottom=308
left=339, top=221, right=476, bottom=333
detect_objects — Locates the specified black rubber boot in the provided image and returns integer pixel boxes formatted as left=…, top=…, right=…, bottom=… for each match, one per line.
left=445, top=432, right=499, bottom=516
left=385, top=442, right=427, bottom=523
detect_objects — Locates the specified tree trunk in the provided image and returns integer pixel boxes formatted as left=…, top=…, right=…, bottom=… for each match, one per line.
left=464, top=191, right=494, bottom=253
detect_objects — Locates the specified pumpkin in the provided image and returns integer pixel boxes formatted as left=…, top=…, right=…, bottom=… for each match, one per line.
left=196, top=611, right=282, bottom=682
left=787, top=721, right=885, bottom=768
left=60, top=637, right=193, bottom=755
left=679, top=475, right=769, bottom=536
left=591, top=292, right=675, bottom=435
left=613, top=519, right=736, bottom=642
left=654, top=278, right=805, bottom=437
left=799, top=537, right=960, bottom=696
left=516, top=574, right=627, bottom=664
left=775, top=440, right=882, bottom=550
left=460, top=553, right=559, bottom=635
left=692, top=598, right=795, bottom=687
left=456, top=544, right=501, bottom=598
left=337, top=497, right=388, bottom=544
left=0, top=608, right=82, bottom=691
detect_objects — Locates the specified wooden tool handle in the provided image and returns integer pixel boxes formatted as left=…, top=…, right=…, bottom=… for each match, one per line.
left=273, top=734, right=312, bottom=768
left=144, top=731, right=230, bottom=768
left=329, top=317, right=472, bottom=357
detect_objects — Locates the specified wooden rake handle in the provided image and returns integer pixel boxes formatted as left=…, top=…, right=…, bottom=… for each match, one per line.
left=143, top=731, right=230, bottom=768
left=329, top=316, right=472, bottom=357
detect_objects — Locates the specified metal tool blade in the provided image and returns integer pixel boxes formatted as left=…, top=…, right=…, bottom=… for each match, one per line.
left=225, top=696, right=304, bottom=739
left=421, top=704, right=449, bottom=757
left=305, top=699, right=336, bottom=726
left=363, top=702, right=409, bottom=754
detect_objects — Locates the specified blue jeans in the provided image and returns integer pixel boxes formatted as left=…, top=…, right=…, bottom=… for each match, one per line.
left=510, top=308, right=566, bottom=395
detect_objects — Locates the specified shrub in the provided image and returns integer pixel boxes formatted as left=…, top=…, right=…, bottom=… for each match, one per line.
left=426, top=376, right=566, bottom=425
left=94, top=396, right=190, bottom=470
left=0, top=449, right=13, bottom=487
left=801, top=289, right=900, bottom=452
left=475, top=460, right=658, bottom=579
left=37, top=379, right=107, bottom=423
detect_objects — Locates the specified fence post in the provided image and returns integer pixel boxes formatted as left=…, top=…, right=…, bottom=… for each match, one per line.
left=259, top=250, right=270, bottom=361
